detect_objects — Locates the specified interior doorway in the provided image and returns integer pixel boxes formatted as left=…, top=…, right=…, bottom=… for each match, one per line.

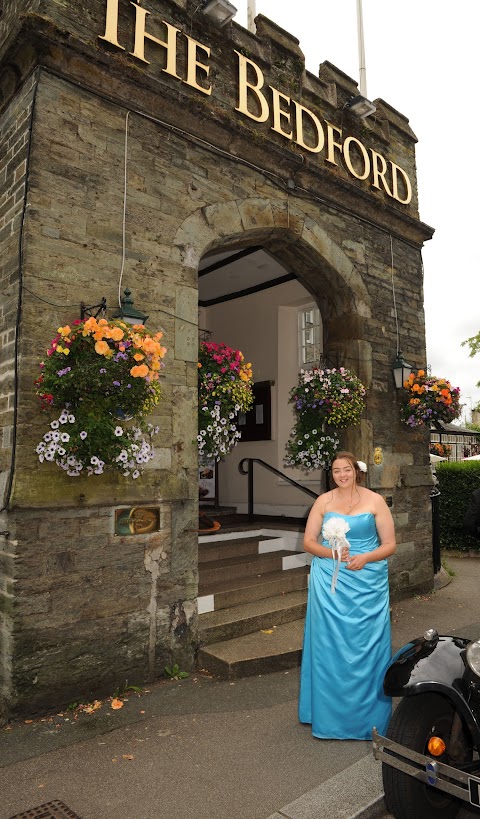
left=198, top=244, right=325, bottom=520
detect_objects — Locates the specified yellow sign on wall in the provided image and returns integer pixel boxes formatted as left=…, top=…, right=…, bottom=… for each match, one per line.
left=115, top=507, right=160, bottom=536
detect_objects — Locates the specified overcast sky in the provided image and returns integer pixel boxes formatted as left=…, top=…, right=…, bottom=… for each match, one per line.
left=235, top=1, right=480, bottom=421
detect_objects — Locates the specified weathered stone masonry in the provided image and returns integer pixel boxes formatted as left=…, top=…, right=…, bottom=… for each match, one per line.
left=0, top=0, right=434, bottom=719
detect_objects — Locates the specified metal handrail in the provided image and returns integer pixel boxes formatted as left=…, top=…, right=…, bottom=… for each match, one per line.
left=238, top=457, right=318, bottom=520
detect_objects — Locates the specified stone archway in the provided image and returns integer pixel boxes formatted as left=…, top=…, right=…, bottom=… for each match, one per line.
left=175, top=194, right=373, bottom=404
left=176, top=195, right=375, bottom=515
left=175, top=197, right=370, bottom=312
left=175, top=195, right=372, bottom=376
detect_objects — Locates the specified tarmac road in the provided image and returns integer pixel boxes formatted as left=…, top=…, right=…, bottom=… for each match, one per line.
left=0, top=555, right=479, bottom=819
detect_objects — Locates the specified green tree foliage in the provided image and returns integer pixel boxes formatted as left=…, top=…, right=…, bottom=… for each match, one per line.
left=462, top=333, right=480, bottom=387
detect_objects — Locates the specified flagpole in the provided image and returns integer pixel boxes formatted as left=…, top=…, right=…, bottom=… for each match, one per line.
left=247, top=0, right=256, bottom=33
left=356, top=0, right=367, bottom=97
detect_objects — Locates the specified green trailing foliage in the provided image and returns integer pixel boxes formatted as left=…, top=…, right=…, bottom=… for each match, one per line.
left=436, top=462, right=480, bottom=551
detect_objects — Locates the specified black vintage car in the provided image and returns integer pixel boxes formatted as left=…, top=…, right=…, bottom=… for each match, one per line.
left=373, top=629, right=480, bottom=819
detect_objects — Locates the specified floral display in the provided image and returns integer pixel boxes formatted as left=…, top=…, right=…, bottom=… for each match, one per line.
left=35, top=316, right=167, bottom=477
left=284, top=427, right=340, bottom=472
left=284, top=367, right=367, bottom=471
left=197, top=341, right=253, bottom=461
left=430, top=442, right=452, bottom=458
left=401, top=370, right=461, bottom=428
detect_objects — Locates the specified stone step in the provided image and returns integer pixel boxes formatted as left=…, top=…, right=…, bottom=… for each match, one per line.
left=198, top=550, right=302, bottom=586
left=198, top=566, right=309, bottom=611
left=198, top=536, right=266, bottom=564
left=198, top=589, right=307, bottom=645
left=197, top=618, right=305, bottom=679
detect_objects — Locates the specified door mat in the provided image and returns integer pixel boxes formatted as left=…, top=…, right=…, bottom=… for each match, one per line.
left=9, top=802, right=81, bottom=819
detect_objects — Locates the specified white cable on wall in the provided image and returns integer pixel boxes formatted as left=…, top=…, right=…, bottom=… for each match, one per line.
left=118, top=109, right=130, bottom=309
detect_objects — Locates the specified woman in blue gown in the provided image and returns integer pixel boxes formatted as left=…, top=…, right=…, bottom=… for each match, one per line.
left=298, top=451, right=396, bottom=740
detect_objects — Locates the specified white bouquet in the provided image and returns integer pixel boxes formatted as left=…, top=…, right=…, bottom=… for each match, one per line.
left=322, top=516, right=350, bottom=593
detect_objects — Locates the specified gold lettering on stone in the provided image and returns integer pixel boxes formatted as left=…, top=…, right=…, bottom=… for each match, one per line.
left=99, top=0, right=125, bottom=50
left=185, top=36, right=212, bottom=96
left=270, top=87, right=293, bottom=140
left=370, top=150, right=393, bottom=196
left=235, top=51, right=270, bottom=123
left=97, top=4, right=414, bottom=207
left=130, top=4, right=182, bottom=80
left=343, top=135, right=370, bottom=180
left=325, top=122, right=343, bottom=165
left=293, top=101, right=324, bottom=153
left=391, top=162, right=412, bottom=205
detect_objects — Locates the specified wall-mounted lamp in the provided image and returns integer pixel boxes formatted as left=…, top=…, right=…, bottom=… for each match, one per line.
left=201, top=0, right=237, bottom=26
left=345, top=94, right=376, bottom=119
left=80, top=297, right=107, bottom=320
left=113, top=288, right=149, bottom=325
left=392, top=351, right=412, bottom=389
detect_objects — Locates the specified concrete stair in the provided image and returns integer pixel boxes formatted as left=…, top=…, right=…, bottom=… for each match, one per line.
left=197, top=529, right=309, bottom=679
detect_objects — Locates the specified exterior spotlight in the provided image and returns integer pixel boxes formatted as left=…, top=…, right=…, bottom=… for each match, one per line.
left=113, top=288, right=149, bottom=325
left=201, top=0, right=237, bottom=26
left=392, top=351, right=412, bottom=389
left=345, top=94, right=376, bottom=119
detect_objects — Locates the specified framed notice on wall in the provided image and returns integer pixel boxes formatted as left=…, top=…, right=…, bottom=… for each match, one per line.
left=199, top=457, right=216, bottom=503
left=237, top=380, right=273, bottom=442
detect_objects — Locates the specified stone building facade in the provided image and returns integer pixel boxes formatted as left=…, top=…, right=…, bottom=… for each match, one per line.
left=0, top=0, right=434, bottom=719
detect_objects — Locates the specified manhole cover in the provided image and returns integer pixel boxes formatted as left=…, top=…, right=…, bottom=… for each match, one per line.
left=9, top=801, right=81, bottom=819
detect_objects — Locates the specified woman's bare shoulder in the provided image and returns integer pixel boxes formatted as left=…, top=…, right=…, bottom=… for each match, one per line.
left=313, top=490, right=334, bottom=514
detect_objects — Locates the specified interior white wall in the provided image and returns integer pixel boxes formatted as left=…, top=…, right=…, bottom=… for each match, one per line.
left=202, top=278, right=323, bottom=515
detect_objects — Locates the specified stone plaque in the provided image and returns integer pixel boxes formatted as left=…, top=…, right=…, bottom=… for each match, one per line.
left=115, top=507, right=160, bottom=536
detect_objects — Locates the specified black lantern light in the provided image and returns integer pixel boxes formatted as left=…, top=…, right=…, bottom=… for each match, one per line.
left=392, top=351, right=413, bottom=390
left=113, top=288, right=149, bottom=325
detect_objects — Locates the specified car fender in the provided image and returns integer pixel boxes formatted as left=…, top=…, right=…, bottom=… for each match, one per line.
left=384, top=636, right=480, bottom=748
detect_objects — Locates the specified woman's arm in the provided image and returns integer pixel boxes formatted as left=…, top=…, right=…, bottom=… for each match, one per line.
left=303, top=493, right=343, bottom=558
left=346, top=494, right=396, bottom=571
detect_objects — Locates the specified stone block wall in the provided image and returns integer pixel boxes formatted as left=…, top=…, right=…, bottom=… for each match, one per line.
left=8, top=502, right=197, bottom=715
left=0, top=0, right=436, bottom=717
left=0, top=71, right=39, bottom=718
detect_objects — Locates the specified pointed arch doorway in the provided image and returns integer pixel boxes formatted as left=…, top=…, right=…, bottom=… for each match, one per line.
left=184, top=198, right=373, bottom=673
left=177, top=196, right=372, bottom=522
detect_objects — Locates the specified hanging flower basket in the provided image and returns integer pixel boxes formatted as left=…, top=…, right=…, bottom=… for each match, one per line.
left=197, top=341, right=253, bottom=461
left=284, top=367, right=367, bottom=472
left=429, top=442, right=452, bottom=458
left=401, top=370, right=461, bottom=428
left=35, top=316, right=167, bottom=478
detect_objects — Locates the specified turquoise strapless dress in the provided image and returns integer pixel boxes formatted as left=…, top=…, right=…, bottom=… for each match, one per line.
left=298, top=512, right=392, bottom=740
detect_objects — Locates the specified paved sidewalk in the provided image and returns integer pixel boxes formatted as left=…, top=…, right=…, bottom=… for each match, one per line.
left=1, top=556, right=479, bottom=819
